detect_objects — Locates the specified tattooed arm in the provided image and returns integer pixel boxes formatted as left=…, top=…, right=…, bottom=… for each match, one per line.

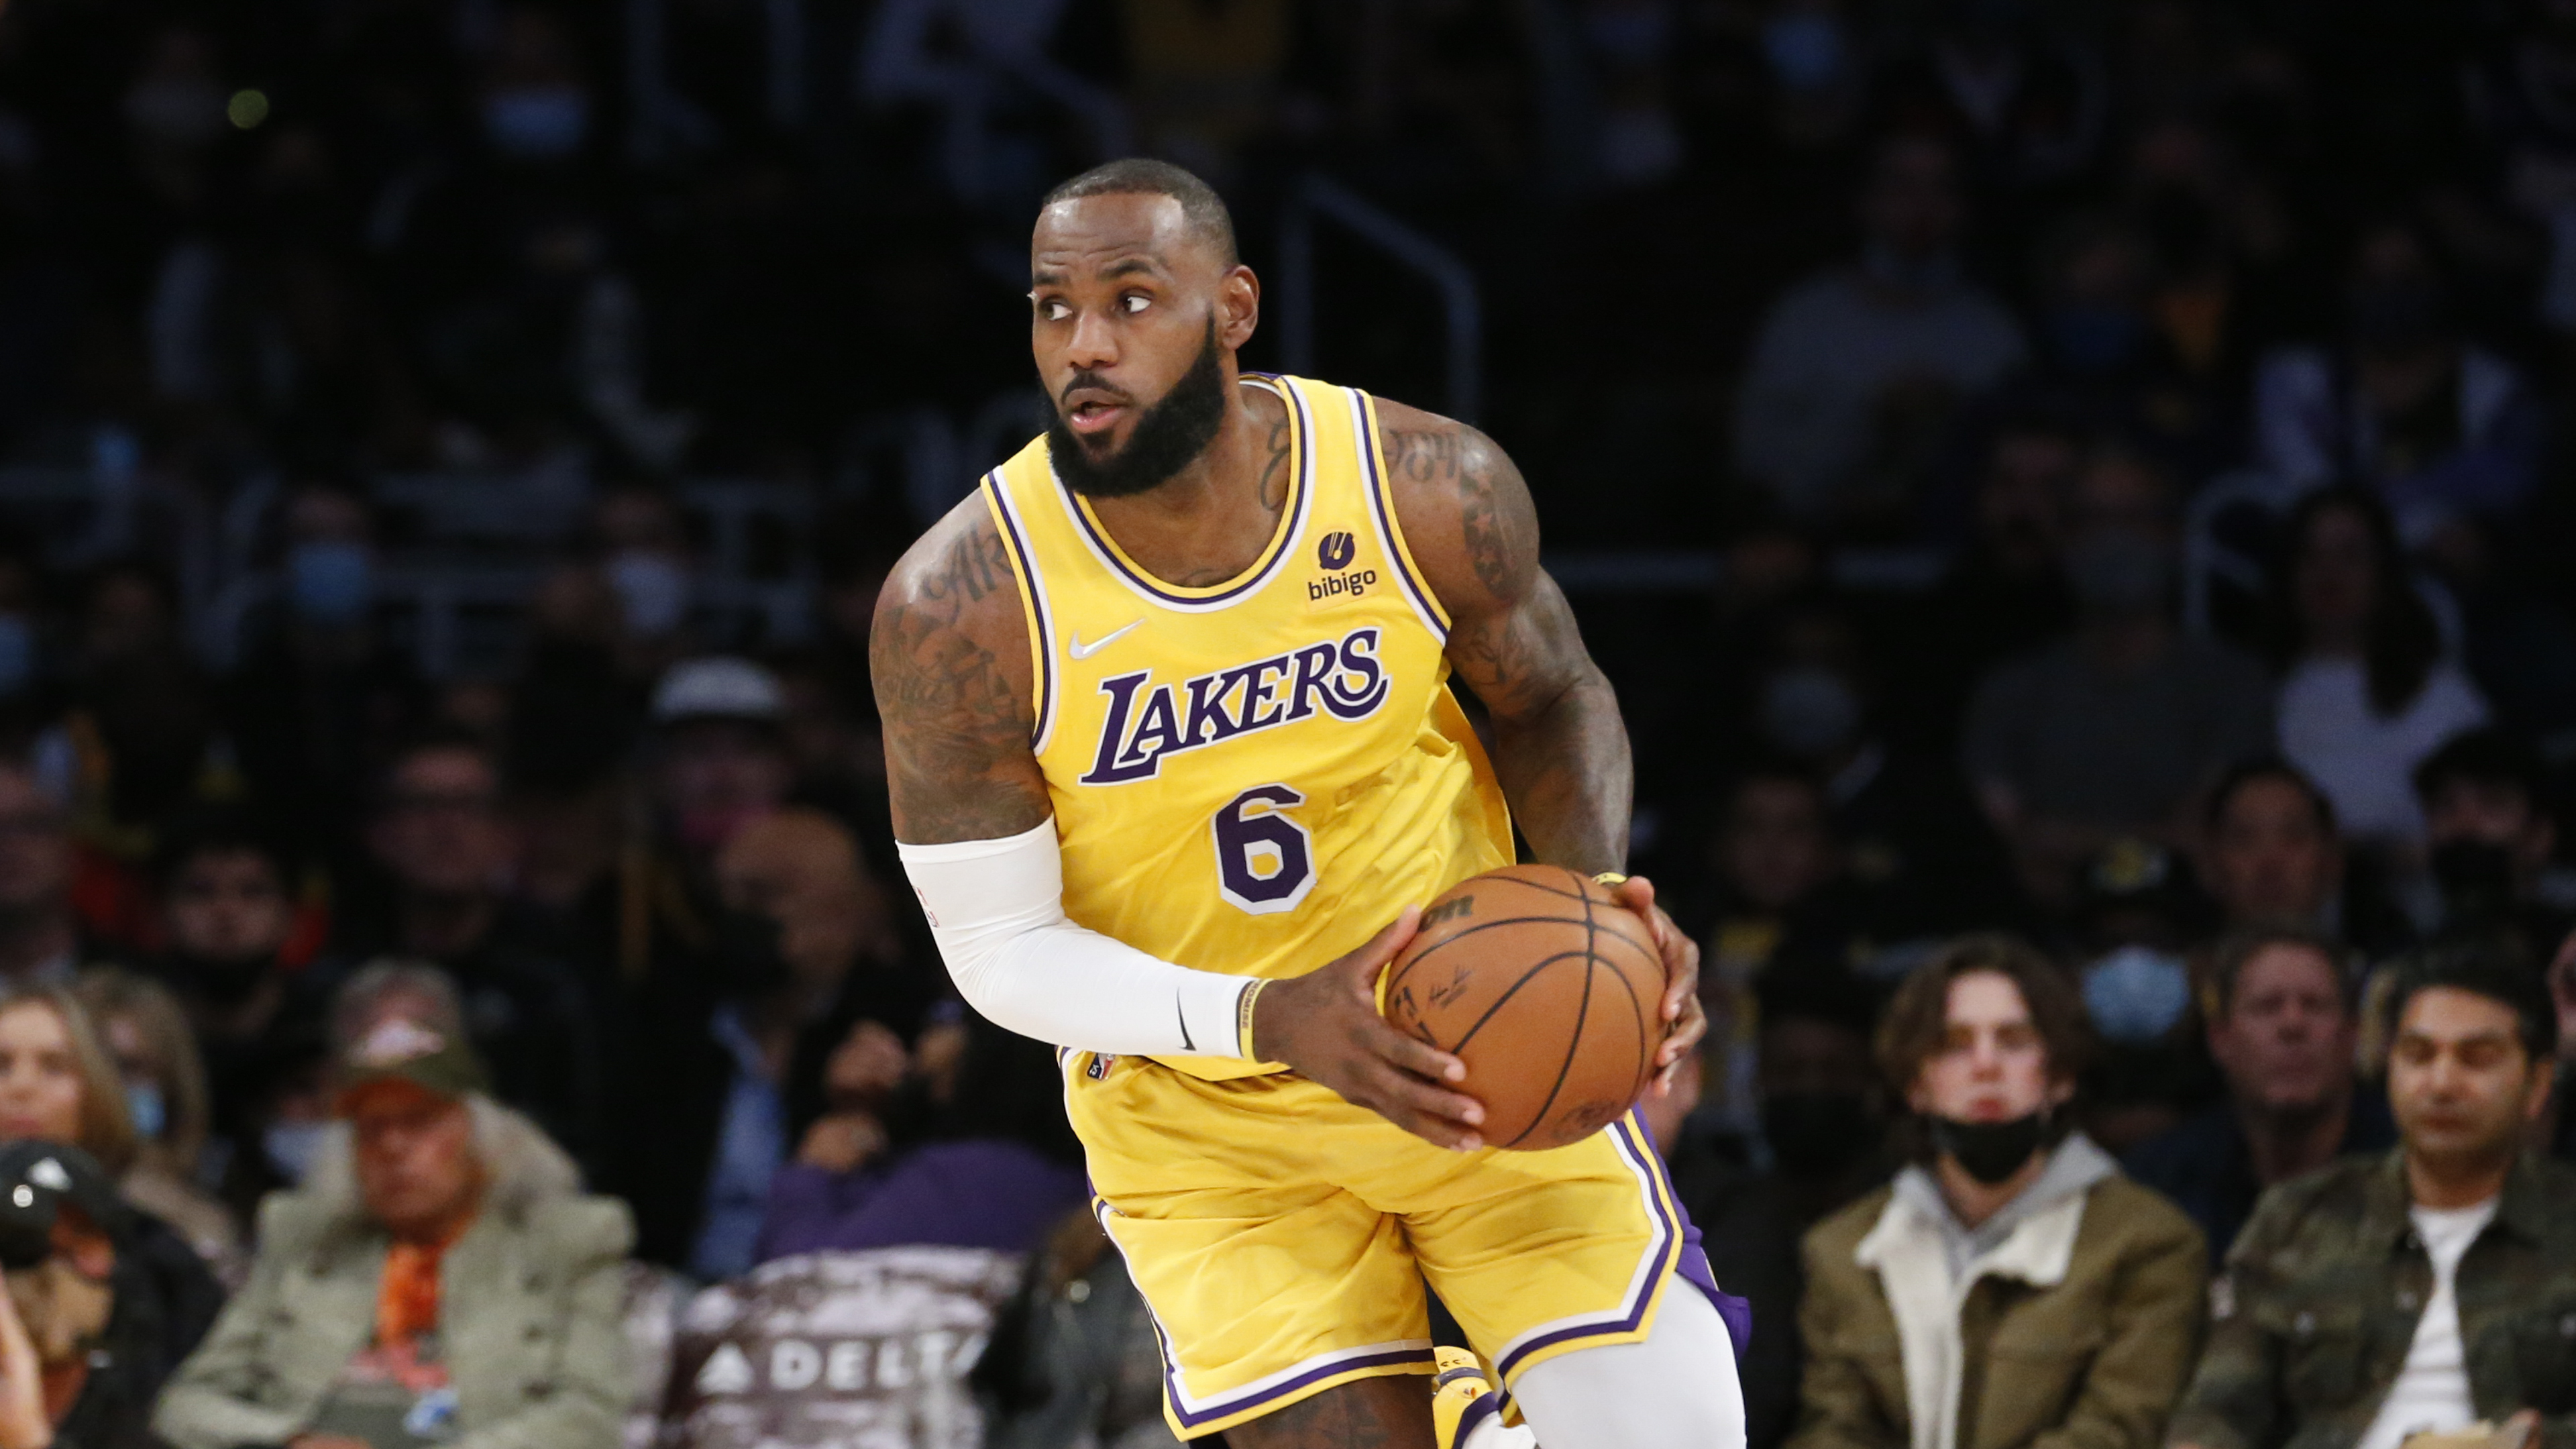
left=870, top=495, right=1050, bottom=845
left=871, top=492, right=1487, bottom=1138
left=1376, top=399, right=1705, bottom=1077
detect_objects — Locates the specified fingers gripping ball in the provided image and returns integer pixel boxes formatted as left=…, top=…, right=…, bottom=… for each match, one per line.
left=1383, top=865, right=1663, bottom=1150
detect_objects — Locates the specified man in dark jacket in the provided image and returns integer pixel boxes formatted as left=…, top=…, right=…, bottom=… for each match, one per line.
left=2169, top=945, right=2576, bottom=1449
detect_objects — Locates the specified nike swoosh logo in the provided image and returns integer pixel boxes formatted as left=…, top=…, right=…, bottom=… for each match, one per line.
left=1069, top=619, right=1144, bottom=659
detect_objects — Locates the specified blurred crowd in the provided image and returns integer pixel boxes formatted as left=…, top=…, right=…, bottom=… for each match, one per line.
left=0, top=0, right=2558, bottom=1446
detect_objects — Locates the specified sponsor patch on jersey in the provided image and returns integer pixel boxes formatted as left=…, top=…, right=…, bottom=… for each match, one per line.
left=1079, top=627, right=1393, bottom=785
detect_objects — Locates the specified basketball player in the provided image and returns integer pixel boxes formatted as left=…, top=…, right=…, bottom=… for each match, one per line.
left=875, top=160, right=1743, bottom=1449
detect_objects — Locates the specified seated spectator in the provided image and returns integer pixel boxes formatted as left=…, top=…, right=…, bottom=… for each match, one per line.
left=2198, top=757, right=2415, bottom=956
left=2269, top=487, right=2488, bottom=859
left=1909, top=412, right=2081, bottom=732
left=0, top=757, right=89, bottom=986
left=223, top=484, right=428, bottom=861
left=2412, top=729, right=2571, bottom=957
left=154, top=975, right=632, bottom=1449
left=2127, top=925, right=2396, bottom=1265
left=756, top=1013, right=1083, bottom=1263
left=0, top=1139, right=217, bottom=1449
left=73, top=967, right=246, bottom=1283
left=1964, top=441, right=2275, bottom=906
left=612, top=807, right=929, bottom=1277
left=976, top=1208, right=1183, bottom=1449
left=2167, top=945, right=2575, bottom=1449
left=2068, top=839, right=2209, bottom=1153
left=1733, top=131, right=2027, bottom=527
left=2546, top=927, right=2576, bottom=1161
left=2253, top=222, right=2542, bottom=550
left=1672, top=969, right=1891, bottom=1449
left=147, top=808, right=330, bottom=1175
left=1790, top=935, right=2204, bottom=1449
left=350, top=727, right=602, bottom=1166
left=1697, top=764, right=1908, bottom=1138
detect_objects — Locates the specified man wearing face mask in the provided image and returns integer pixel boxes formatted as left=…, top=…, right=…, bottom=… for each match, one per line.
left=1791, top=935, right=2205, bottom=1449
left=1680, top=971, right=1891, bottom=1449
left=225, top=485, right=428, bottom=867
left=1964, top=443, right=2275, bottom=908
left=2409, top=730, right=2571, bottom=960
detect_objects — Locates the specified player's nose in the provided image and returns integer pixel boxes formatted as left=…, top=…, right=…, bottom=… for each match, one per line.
left=1065, top=307, right=1120, bottom=368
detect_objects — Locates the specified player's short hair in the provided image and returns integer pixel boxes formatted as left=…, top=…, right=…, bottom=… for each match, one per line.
left=2205, top=922, right=2352, bottom=1023
left=1040, top=158, right=1239, bottom=267
left=1874, top=933, right=2093, bottom=1094
left=2379, top=941, right=2558, bottom=1064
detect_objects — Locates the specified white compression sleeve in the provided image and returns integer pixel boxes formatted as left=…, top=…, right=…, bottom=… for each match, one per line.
left=898, top=818, right=1258, bottom=1059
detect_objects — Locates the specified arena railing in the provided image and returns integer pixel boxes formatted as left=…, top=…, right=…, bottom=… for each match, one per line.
left=1279, top=174, right=1484, bottom=425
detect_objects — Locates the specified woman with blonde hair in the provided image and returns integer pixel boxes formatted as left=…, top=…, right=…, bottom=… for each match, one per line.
left=73, top=969, right=247, bottom=1284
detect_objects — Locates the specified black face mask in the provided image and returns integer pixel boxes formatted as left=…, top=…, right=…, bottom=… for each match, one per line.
left=1931, top=1110, right=2049, bottom=1185
left=1046, top=320, right=1229, bottom=500
left=166, top=951, right=279, bottom=1010
left=712, top=908, right=792, bottom=1002
left=2430, top=839, right=2518, bottom=918
left=1762, top=1092, right=1876, bottom=1177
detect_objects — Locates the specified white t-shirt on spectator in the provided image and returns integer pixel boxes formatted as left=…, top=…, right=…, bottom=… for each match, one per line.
left=2277, top=655, right=2487, bottom=847
left=2355, top=1197, right=2499, bottom=1449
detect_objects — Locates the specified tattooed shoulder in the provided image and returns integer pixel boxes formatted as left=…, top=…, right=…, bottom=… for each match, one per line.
left=1374, top=401, right=1540, bottom=612
left=869, top=496, right=1050, bottom=843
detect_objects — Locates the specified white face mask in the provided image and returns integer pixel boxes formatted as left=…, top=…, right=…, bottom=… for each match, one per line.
left=607, top=551, right=691, bottom=638
left=2083, top=945, right=2192, bottom=1044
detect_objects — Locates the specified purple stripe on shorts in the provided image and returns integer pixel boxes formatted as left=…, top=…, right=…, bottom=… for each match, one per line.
left=1493, top=1117, right=1681, bottom=1382
left=1163, top=1344, right=1438, bottom=1432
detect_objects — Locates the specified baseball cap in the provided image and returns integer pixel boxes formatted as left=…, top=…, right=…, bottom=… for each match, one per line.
left=333, top=1015, right=490, bottom=1112
left=651, top=656, right=785, bottom=725
left=0, top=1142, right=125, bottom=1267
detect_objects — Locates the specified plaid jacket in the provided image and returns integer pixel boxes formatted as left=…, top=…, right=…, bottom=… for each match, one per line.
left=2167, top=1150, right=2576, bottom=1449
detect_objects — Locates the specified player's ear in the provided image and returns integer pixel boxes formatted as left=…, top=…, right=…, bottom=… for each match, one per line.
left=1218, top=264, right=1259, bottom=354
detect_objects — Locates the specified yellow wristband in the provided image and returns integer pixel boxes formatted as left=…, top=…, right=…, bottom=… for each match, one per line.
left=1593, top=872, right=1629, bottom=888
left=1236, top=979, right=1267, bottom=1060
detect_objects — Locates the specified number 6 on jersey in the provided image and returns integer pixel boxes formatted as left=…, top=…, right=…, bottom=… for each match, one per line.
left=1212, top=785, right=1316, bottom=914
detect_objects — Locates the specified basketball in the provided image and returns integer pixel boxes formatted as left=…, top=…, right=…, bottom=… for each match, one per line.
left=1381, top=865, right=1666, bottom=1151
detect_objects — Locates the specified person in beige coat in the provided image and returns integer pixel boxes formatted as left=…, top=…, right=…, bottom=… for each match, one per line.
left=154, top=967, right=632, bottom=1449
left=1790, top=935, right=2206, bottom=1449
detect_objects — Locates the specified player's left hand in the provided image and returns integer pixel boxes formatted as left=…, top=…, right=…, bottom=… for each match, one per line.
left=1607, top=875, right=1705, bottom=1095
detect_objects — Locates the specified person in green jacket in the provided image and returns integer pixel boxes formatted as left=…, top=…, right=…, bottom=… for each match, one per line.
left=153, top=965, right=632, bottom=1449
left=1791, top=934, right=2207, bottom=1449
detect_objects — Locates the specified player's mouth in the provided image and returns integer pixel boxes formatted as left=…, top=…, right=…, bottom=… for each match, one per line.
left=1066, top=399, right=1127, bottom=437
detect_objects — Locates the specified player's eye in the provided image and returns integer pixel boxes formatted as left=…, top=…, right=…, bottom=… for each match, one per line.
left=1037, top=298, right=1071, bottom=321
left=1122, top=294, right=1151, bottom=314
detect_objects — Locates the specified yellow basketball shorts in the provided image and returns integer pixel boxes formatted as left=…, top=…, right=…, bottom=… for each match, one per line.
left=1063, top=1050, right=1715, bottom=1440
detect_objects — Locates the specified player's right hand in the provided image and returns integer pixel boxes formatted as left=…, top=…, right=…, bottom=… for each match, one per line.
left=1250, top=907, right=1491, bottom=1151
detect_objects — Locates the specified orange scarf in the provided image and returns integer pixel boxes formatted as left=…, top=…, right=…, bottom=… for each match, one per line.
left=376, top=1220, right=471, bottom=1350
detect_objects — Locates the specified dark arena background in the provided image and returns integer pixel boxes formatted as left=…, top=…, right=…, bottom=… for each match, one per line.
left=0, top=0, right=2570, bottom=1446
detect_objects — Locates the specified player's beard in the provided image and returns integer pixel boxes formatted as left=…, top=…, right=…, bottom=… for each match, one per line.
left=1049, top=321, right=1228, bottom=499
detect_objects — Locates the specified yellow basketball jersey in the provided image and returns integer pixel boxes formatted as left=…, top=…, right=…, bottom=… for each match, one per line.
left=982, top=374, right=1513, bottom=1080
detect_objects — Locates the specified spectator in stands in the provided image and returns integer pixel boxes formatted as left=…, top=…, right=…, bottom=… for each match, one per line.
left=1964, top=441, right=2275, bottom=907
left=0, top=987, right=225, bottom=1385
left=147, top=810, right=326, bottom=1167
left=2545, top=927, right=2576, bottom=1160
left=2167, top=945, right=2575, bottom=1449
left=2269, top=487, right=2488, bottom=859
left=1912, top=412, right=2081, bottom=733
left=612, top=807, right=924, bottom=1277
left=155, top=968, right=632, bottom=1449
left=2412, top=729, right=2571, bottom=957
left=1697, top=763, right=1902, bottom=1137
left=0, top=757, right=83, bottom=986
left=2126, top=924, right=2394, bottom=1265
left=1733, top=132, right=2027, bottom=526
left=2253, top=221, right=2543, bottom=549
left=224, top=483, right=429, bottom=861
left=74, top=968, right=245, bottom=1283
left=757, top=1012, right=1083, bottom=1262
left=2198, top=757, right=2415, bottom=957
left=600, top=657, right=794, bottom=991
left=1791, top=935, right=2204, bottom=1449
left=352, top=727, right=602, bottom=1165
left=0, top=1138, right=218, bottom=1449
left=1680, top=969, right=1890, bottom=1449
